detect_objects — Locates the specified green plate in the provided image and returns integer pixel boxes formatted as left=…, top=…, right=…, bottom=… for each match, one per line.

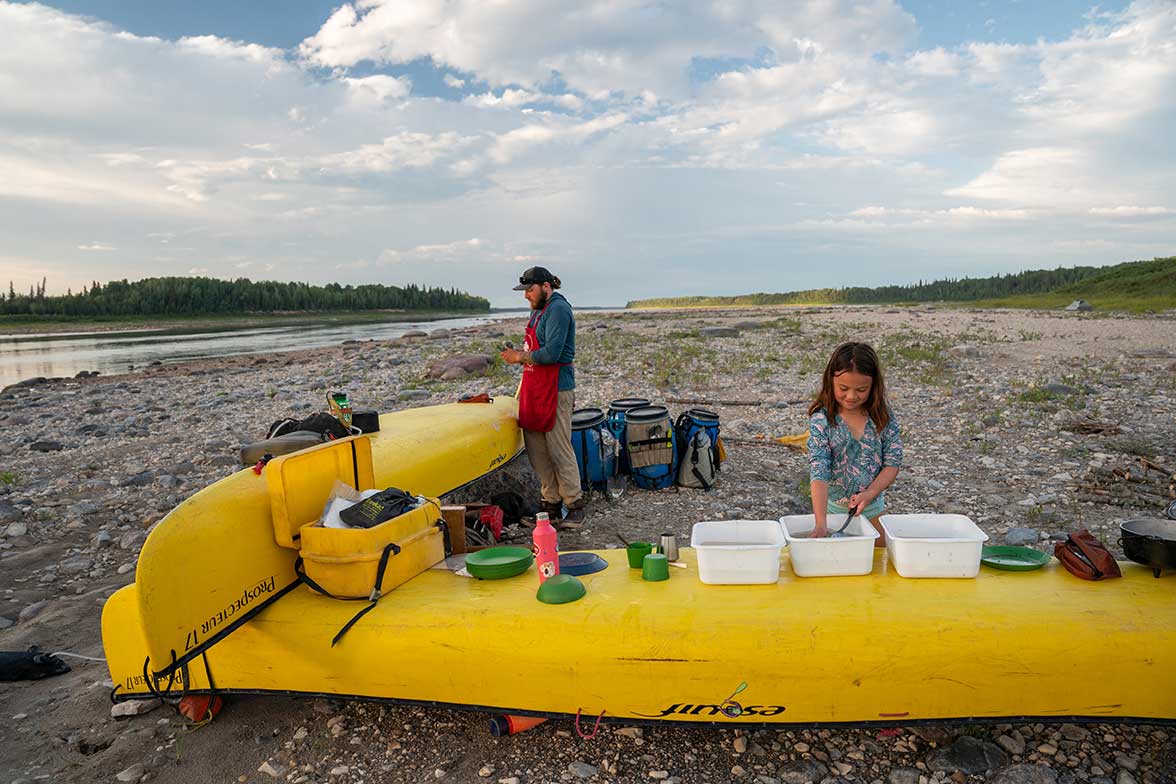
left=981, top=545, right=1051, bottom=572
left=536, top=574, right=586, bottom=604
left=465, top=547, right=534, bottom=579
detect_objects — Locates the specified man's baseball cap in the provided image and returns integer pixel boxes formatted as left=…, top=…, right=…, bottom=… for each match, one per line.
left=513, top=266, right=556, bottom=290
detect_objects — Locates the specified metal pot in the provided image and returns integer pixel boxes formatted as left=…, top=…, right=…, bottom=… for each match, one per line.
left=1119, top=518, right=1176, bottom=578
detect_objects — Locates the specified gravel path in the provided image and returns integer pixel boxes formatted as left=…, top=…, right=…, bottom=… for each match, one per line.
left=1, top=305, right=1174, bottom=784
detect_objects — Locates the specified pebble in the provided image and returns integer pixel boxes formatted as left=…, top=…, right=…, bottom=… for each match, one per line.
left=568, top=761, right=599, bottom=779
left=115, top=763, right=145, bottom=782
left=111, top=698, right=162, bottom=718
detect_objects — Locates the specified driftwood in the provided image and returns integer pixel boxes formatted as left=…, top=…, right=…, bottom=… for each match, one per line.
left=1058, top=419, right=1122, bottom=435
left=722, top=436, right=802, bottom=449
left=1075, top=456, right=1175, bottom=508
left=665, top=397, right=809, bottom=407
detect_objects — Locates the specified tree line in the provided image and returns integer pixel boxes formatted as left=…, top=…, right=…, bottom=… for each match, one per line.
left=627, top=263, right=1121, bottom=309
left=1, top=276, right=489, bottom=317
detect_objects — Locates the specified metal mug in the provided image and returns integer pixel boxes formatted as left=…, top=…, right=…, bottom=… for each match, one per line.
left=657, top=533, right=679, bottom=562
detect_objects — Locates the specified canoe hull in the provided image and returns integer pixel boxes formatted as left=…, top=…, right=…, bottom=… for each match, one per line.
left=104, top=545, right=1176, bottom=725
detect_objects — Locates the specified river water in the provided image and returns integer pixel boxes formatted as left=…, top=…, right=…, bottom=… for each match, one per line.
left=0, top=312, right=529, bottom=387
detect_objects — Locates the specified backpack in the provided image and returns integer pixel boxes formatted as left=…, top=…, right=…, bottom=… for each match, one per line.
left=268, top=411, right=351, bottom=441
left=675, top=408, right=722, bottom=489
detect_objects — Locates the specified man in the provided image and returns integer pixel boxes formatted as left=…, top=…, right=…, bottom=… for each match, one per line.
left=499, top=266, right=585, bottom=526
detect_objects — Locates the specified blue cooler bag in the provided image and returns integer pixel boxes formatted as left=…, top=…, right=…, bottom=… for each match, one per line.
left=570, top=407, right=617, bottom=490
left=624, top=405, right=677, bottom=490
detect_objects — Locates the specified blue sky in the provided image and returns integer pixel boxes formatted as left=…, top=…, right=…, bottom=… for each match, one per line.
left=1, top=0, right=1171, bottom=306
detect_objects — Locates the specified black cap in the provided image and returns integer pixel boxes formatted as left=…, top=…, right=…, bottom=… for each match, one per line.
left=513, top=266, right=555, bottom=290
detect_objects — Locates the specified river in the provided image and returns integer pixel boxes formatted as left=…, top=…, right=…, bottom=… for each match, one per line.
left=0, top=312, right=529, bottom=387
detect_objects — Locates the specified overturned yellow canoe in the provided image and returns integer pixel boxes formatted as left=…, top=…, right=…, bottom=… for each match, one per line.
left=102, top=400, right=1176, bottom=725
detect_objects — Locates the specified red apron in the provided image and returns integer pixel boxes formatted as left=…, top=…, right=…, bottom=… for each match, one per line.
left=517, top=304, right=563, bottom=432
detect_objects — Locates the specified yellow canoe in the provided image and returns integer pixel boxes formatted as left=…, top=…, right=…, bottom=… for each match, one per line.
left=102, top=400, right=1176, bottom=725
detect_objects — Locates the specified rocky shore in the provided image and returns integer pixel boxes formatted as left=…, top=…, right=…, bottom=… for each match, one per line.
left=2, top=305, right=1174, bottom=784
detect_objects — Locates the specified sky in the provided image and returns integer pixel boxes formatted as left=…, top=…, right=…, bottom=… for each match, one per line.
left=1, top=1, right=1173, bottom=307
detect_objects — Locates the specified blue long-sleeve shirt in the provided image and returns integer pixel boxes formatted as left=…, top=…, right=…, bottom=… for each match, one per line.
left=528, top=292, right=575, bottom=390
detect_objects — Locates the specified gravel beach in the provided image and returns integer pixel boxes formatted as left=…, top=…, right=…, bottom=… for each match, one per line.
left=2, top=305, right=1174, bottom=784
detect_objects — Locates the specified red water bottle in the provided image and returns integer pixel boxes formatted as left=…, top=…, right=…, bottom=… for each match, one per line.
left=533, top=512, right=559, bottom=583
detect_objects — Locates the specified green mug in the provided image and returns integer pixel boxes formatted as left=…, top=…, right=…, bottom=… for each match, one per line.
left=626, top=541, right=653, bottom=568
left=642, top=553, right=670, bottom=582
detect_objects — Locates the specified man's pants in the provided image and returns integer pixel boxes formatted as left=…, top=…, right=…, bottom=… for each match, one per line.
left=522, top=389, right=583, bottom=507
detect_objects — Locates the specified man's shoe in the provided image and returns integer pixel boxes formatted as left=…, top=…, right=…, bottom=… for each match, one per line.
left=540, top=500, right=564, bottom=520
left=560, top=499, right=586, bottom=528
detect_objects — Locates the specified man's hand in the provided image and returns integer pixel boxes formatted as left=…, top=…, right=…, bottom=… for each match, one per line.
left=499, top=349, right=523, bottom=365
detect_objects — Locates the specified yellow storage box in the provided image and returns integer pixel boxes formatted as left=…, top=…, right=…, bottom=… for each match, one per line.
left=266, top=436, right=375, bottom=549
left=298, top=497, right=446, bottom=599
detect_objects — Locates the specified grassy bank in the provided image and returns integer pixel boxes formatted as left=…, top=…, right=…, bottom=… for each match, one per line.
left=627, top=257, right=1176, bottom=313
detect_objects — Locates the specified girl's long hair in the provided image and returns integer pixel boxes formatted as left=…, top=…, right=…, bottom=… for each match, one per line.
left=808, top=342, right=890, bottom=431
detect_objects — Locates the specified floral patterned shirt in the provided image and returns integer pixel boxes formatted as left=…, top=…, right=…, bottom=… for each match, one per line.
left=807, top=408, right=903, bottom=501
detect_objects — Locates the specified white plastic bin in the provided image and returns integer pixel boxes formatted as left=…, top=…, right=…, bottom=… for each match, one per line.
left=880, top=514, right=989, bottom=578
left=779, top=515, right=879, bottom=577
left=690, top=520, right=786, bottom=584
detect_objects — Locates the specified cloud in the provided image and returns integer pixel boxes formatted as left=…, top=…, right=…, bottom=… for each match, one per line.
left=297, top=0, right=918, bottom=99
left=0, top=1, right=1173, bottom=304
left=381, top=237, right=486, bottom=262
left=343, top=74, right=412, bottom=104
left=77, top=242, right=116, bottom=251
left=1089, top=205, right=1173, bottom=216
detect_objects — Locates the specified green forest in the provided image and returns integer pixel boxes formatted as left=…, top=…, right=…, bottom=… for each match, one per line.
left=627, top=257, right=1176, bottom=311
left=0, top=276, right=489, bottom=318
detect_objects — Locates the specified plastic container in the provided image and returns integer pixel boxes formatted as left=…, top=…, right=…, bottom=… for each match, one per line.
left=880, top=514, right=990, bottom=578
left=533, top=513, right=560, bottom=583
left=690, top=520, right=787, bottom=584
left=779, top=515, right=879, bottom=577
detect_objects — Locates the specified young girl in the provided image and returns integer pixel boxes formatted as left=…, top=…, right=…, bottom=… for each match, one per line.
left=807, top=342, right=903, bottom=544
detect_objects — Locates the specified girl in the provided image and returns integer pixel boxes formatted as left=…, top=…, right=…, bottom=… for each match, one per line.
left=807, top=342, right=903, bottom=544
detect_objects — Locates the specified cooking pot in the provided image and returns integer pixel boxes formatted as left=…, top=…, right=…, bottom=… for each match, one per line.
left=1119, top=518, right=1176, bottom=578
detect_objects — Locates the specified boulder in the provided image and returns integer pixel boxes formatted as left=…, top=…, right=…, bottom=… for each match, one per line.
left=1064, top=300, right=1093, bottom=311
left=988, top=765, right=1059, bottom=784
left=926, top=735, right=1009, bottom=774
left=427, top=354, right=495, bottom=379
left=700, top=326, right=740, bottom=338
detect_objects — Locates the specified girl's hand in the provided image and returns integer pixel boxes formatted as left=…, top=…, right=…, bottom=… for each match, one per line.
left=847, top=490, right=873, bottom=511
left=810, top=522, right=828, bottom=539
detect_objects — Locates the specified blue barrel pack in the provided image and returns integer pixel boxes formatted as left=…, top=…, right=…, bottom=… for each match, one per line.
left=606, top=398, right=650, bottom=476
left=674, top=408, right=722, bottom=489
left=570, top=407, right=617, bottom=490
left=623, top=405, right=677, bottom=490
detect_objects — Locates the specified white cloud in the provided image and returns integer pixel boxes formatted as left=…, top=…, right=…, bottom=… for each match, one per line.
left=297, top=0, right=918, bottom=99
left=343, top=73, right=412, bottom=104
left=443, top=74, right=466, bottom=89
left=77, top=242, right=116, bottom=251
left=1089, top=205, right=1173, bottom=216
left=380, top=237, right=489, bottom=263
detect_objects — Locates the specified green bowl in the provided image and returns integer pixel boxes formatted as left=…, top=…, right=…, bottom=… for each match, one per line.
left=465, top=547, right=534, bottom=579
left=536, top=574, right=586, bottom=604
left=981, top=545, right=1051, bottom=572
